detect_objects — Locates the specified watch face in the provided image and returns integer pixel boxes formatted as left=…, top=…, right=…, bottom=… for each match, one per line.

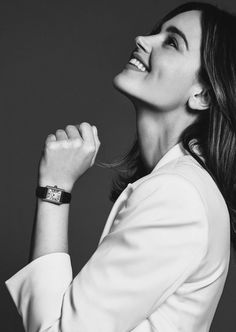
left=46, top=188, right=62, bottom=203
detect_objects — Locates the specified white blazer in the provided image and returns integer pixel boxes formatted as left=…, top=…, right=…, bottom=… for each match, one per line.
left=5, top=142, right=230, bottom=332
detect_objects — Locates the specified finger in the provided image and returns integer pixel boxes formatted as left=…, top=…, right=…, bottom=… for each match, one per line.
left=77, top=122, right=95, bottom=146
left=65, top=125, right=82, bottom=140
left=45, top=133, right=56, bottom=145
left=91, top=126, right=101, bottom=165
left=93, top=126, right=100, bottom=150
left=55, top=129, right=68, bottom=141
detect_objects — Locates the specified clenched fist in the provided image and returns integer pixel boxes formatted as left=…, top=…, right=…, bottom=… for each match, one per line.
left=38, top=122, right=101, bottom=192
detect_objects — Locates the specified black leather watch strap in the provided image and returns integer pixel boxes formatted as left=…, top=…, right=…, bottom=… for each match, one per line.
left=36, top=185, right=72, bottom=204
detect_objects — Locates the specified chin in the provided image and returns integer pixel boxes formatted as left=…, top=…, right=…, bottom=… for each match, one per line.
left=113, top=70, right=128, bottom=91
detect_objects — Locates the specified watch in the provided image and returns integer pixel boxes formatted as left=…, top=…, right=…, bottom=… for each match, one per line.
left=36, top=185, right=72, bottom=205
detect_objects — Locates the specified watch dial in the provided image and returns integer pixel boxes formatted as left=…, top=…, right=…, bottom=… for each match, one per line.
left=46, top=188, right=62, bottom=202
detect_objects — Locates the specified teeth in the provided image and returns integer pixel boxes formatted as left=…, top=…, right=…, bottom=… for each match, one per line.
left=129, top=58, right=147, bottom=72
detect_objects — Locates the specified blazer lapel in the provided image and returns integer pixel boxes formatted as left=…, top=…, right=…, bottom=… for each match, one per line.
left=97, top=141, right=202, bottom=247
left=97, top=183, right=133, bottom=246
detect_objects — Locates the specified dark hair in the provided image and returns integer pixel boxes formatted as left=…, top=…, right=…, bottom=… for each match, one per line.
left=97, top=2, right=236, bottom=252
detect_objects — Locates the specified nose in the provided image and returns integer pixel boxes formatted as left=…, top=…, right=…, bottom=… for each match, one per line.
left=135, top=35, right=151, bottom=53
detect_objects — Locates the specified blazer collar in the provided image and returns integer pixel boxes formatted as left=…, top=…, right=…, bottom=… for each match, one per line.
left=130, top=141, right=204, bottom=188
left=150, top=140, right=205, bottom=174
left=150, top=142, right=188, bottom=174
left=128, top=142, right=187, bottom=189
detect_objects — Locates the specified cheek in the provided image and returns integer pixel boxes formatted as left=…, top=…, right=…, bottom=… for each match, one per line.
left=150, top=58, right=197, bottom=96
left=139, top=58, right=198, bottom=110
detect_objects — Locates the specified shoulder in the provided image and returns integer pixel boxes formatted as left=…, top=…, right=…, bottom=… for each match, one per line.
left=120, top=161, right=209, bottom=263
left=128, top=155, right=230, bottom=233
left=130, top=155, right=220, bottom=210
left=127, top=170, right=207, bottom=229
left=129, top=156, right=205, bottom=207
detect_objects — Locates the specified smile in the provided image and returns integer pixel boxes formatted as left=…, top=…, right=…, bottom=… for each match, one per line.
left=128, top=58, right=147, bottom=72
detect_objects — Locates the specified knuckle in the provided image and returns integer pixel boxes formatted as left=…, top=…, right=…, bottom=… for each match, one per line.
left=72, top=138, right=82, bottom=147
left=61, top=140, right=69, bottom=148
left=45, top=141, right=55, bottom=150
left=56, top=129, right=64, bottom=134
left=79, top=122, right=91, bottom=129
left=84, top=144, right=95, bottom=154
left=45, top=134, right=54, bottom=141
left=65, top=124, right=74, bottom=131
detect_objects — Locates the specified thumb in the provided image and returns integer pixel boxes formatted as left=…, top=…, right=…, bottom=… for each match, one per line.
left=91, top=126, right=101, bottom=165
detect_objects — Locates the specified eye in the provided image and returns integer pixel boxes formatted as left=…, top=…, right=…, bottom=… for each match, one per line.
left=163, top=35, right=178, bottom=50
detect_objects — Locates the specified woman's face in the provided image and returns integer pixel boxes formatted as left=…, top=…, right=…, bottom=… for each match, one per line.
left=113, top=10, right=202, bottom=111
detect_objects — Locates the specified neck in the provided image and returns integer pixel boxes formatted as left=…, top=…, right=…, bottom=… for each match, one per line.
left=133, top=101, right=197, bottom=171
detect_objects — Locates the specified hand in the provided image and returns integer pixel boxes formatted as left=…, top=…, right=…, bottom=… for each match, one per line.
left=38, top=122, right=101, bottom=192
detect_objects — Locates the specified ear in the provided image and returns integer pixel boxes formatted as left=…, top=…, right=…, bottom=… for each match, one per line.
left=187, top=85, right=210, bottom=110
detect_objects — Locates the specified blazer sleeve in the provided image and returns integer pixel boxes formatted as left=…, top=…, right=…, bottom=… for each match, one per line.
left=5, top=173, right=209, bottom=332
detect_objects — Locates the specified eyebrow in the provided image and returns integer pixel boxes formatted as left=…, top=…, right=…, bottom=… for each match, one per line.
left=165, top=25, right=189, bottom=51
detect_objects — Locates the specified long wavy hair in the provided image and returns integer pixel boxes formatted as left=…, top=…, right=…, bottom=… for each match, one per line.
left=96, top=2, right=236, bottom=252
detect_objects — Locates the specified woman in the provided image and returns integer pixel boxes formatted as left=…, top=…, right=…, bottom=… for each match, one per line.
left=5, top=2, right=236, bottom=331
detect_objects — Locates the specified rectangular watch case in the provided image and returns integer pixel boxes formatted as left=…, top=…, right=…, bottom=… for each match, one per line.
left=43, top=185, right=64, bottom=205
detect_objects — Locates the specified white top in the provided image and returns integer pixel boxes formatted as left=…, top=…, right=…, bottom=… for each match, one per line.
left=5, top=142, right=231, bottom=332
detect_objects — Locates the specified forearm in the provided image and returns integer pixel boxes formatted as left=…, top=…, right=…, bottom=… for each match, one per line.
left=28, top=196, right=71, bottom=263
left=28, top=122, right=99, bottom=263
left=5, top=123, right=100, bottom=331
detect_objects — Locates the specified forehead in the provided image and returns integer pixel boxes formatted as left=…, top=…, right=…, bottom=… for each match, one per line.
left=162, top=10, right=202, bottom=50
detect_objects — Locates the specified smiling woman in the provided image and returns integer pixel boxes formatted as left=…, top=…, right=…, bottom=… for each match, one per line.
left=4, top=2, right=236, bottom=332
left=109, top=2, right=236, bottom=246
left=114, top=9, right=203, bottom=114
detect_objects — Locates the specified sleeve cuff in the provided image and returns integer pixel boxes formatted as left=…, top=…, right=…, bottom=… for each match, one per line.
left=4, top=252, right=73, bottom=320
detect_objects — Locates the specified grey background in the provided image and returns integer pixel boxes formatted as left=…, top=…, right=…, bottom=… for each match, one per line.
left=2, top=0, right=236, bottom=331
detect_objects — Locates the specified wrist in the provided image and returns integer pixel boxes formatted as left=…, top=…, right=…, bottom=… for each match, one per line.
left=38, top=178, right=74, bottom=193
